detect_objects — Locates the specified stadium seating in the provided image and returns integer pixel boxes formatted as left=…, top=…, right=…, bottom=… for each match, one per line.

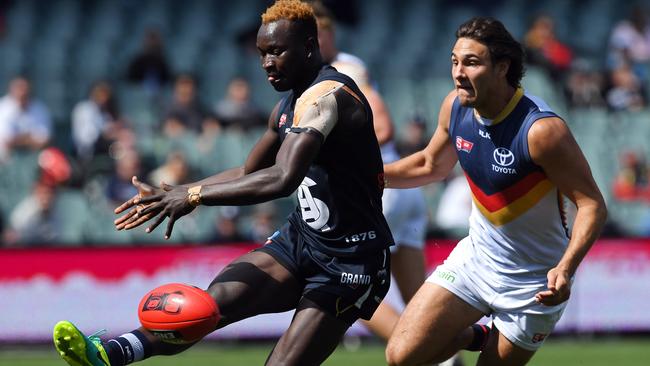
left=0, top=153, right=42, bottom=245
left=1, top=0, right=649, bottom=244
left=55, top=188, right=88, bottom=245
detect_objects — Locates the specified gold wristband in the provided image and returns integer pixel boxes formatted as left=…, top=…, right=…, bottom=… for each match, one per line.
left=187, top=185, right=202, bottom=207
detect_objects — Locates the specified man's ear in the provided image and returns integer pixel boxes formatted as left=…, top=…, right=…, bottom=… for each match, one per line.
left=305, top=36, right=318, bottom=58
left=496, top=59, right=511, bottom=78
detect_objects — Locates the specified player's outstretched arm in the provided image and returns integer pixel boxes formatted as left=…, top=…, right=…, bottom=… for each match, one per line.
left=134, top=129, right=322, bottom=239
left=122, top=80, right=347, bottom=239
left=113, top=103, right=283, bottom=231
left=529, top=117, right=607, bottom=306
left=383, top=91, right=458, bottom=188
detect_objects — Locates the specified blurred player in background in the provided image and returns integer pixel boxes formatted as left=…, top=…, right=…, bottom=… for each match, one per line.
left=384, top=17, right=607, bottom=365
left=314, top=3, right=430, bottom=344
left=53, top=1, right=393, bottom=365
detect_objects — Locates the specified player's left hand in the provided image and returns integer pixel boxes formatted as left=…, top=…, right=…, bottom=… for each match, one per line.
left=535, top=267, right=571, bottom=306
left=135, top=182, right=196, bottom=239
left=114, top=176, right=160, bottom=231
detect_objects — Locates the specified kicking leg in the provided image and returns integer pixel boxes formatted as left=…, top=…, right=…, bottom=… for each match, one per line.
left=207, top=249, right=302, bottom=327
left=386, top=282, right=484, bottom=365
left=55, top=250, right=302, bottom=366
left=147, top=249, right=302, bottom=356
left=265, top=297, right=350, bottom=366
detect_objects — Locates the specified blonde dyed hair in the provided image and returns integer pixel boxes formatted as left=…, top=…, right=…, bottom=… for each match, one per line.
left=261, top=0, right=315, bottom=24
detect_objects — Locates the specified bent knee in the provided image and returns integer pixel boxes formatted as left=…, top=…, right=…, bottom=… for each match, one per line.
left=385, top=338, right=414, bottom=366
left=386, top=335, right=448, bottom=366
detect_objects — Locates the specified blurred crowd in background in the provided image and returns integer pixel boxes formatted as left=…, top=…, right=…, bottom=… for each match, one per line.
left=1, top=0, right=650, bottom=247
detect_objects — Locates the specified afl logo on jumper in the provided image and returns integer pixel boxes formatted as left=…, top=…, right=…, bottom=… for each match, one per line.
left=492, top=147, right=517, bottom=174
left=455, top=136, right=474, bottom=153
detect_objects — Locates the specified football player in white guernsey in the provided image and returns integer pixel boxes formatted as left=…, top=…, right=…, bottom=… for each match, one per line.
left=313, top=3, right=430, bottom=344
left=384, top=17, right=606, bottom=366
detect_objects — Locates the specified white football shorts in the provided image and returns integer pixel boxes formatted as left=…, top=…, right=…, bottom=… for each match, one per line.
left=382, top=187, right=428, bottom=251
left=426, top=236, right=568, bottom=351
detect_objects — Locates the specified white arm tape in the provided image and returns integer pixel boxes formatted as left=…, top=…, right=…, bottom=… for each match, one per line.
left=293, top=80, right=343, bottom=139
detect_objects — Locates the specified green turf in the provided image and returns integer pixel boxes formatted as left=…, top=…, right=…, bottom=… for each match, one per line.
left=1, top=338, right=648, bottom=365
left=463, top=338, right=650, bottom=366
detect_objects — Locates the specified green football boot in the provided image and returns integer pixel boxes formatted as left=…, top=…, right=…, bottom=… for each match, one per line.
left=53, top=320, right=111, bottom=366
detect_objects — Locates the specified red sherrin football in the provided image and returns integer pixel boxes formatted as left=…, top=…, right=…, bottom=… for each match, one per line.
left=138, top=283, right=219, bottom=343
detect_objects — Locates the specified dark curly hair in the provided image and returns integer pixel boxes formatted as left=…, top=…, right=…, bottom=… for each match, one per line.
left=456, top=17, right=525, bottom=88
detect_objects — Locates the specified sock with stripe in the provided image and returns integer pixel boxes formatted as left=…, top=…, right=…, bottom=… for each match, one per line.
left=104, top=330, right=152, bottom=365
left=465, top=323, right=491, bottom=352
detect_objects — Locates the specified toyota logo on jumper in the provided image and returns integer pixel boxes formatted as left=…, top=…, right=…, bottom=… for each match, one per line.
left=493, top=148, right=515, bottom=166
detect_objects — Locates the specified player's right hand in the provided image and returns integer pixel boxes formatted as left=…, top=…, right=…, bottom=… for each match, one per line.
left=535, top=266, right=571, bottom=306
left=114, top=176, right=159, bottom=230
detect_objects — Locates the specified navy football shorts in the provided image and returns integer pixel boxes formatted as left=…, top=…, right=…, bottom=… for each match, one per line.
left=256, top=222, right=391, bottom=325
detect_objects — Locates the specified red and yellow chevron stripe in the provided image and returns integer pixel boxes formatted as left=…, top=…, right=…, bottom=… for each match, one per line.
left=465, top=171, right=555, bottom=226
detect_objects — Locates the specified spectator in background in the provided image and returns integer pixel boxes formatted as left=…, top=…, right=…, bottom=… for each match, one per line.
left=106, top=146, right=142, bottom=205
left=213, top=77, right=266, bottom=131
left=0, top=76, right=51, bottom=162
left=613, top=151, right=650, bottom=201
left=396, top=115, right=429, bottom=157
left=197, top=114, right=223, bottom=155
left=163, top=74, right=206, bottom=132
left=524, top=14, right=573, bottom=82
left=150, top=113, right=197, bottom=169
left=126, top=29, right=172, bottom=95
left=247, top=203, right=277, bottom=243
left=3, top=179, right=62, bottom=246
left=608, top=5, right=650, bottom=83
left=564, top=60, right=606, bottom=108
left=71, top=80, right=127, bottom=163
left=606, top=62, right=646, bottom=111
left=161, top=113, right=189, bottom=139
left=148, top=150, right=192, bottom=186
left=611, top=150, right=650, bottom=237
left=207, top=206, right=247, bottom=244
left=2, top=147, right=71, bottom=246
left=38, top=147, right=72, bottom=188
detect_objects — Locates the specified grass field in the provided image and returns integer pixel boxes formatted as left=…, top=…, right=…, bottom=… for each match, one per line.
left=1, top=338, right=648, bottom=365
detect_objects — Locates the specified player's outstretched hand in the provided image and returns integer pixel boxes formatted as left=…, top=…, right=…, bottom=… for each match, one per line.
left=535, top=266, right=571, bottom=306
left=136, top=182, right=196, bottom=239
left=114, top=176, right=159, bottom=231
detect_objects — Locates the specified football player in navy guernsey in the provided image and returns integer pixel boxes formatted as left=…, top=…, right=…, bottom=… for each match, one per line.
left=384, top=17, right=607, bottom=366
left=52, top=1, right=393, bottom=366
left=312, top=3, right=430, bottom=345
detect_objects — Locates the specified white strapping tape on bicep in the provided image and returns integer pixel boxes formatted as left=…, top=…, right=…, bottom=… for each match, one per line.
left=293, top=80, right=343, bottom=139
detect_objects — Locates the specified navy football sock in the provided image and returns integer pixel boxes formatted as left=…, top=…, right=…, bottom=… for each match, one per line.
left=105, top=330, right=152, bottom=365
left=465, top=323, right=491, bottom=351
